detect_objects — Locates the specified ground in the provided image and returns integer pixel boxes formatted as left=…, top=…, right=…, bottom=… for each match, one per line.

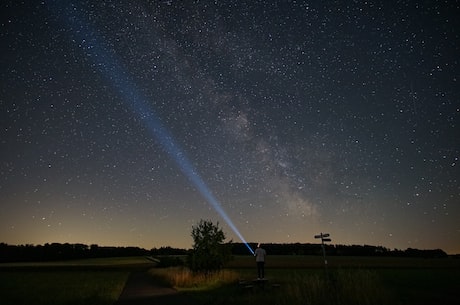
left=115, top=271, right=195, bottom=305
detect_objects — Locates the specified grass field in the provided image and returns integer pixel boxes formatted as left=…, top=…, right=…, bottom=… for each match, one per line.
left=1, top=255, right=459, bottom=305
left=154, top=255, right=460, bottom=305
left=0, top=257, right=156, bottom=305
left=0, top=270, right=128, bottom=305
left=227, top=254, right=460, bottom=269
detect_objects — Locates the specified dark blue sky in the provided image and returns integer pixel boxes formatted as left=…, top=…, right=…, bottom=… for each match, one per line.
left=1, top=0, right=459, bottom=253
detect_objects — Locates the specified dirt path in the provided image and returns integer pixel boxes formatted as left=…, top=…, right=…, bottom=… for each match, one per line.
left=115, top=270, right=194, bottom=305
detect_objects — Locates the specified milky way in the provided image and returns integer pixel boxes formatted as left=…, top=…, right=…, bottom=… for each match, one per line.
left=1, top=0, right=459, bottom=253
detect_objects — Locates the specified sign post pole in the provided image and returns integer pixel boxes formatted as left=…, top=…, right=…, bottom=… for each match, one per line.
left=314, top=233, right=332, bottom=278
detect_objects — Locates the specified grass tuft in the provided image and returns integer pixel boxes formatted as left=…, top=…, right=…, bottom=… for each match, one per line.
left=150, top=267, right=240, bottom=290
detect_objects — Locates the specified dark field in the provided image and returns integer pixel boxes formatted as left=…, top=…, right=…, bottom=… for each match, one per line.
left=0, top=257, right=154, bottom=305
left=1, top=255, right=459, bottom=305
left=229, top=255, right=460, bottom=305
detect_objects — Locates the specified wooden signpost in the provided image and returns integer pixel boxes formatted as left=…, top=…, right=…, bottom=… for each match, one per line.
left=314, top=233, right=332, bottom=275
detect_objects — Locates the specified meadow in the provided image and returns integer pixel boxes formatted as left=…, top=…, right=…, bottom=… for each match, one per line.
left=0, top=257, right=153, bottom=305
left=1, top=255, right=459, bottom=305
left=152, top=255, right=460, bottom=305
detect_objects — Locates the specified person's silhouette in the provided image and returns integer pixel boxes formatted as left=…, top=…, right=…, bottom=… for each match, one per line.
left=254, top=243, right=266, bottom=279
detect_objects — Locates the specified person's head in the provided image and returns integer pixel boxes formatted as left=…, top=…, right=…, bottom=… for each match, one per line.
left=257, top=243, right=261, bottom=248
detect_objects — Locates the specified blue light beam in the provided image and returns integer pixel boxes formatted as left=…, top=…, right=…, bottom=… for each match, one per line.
left=50, top=1, right=254, bottom=255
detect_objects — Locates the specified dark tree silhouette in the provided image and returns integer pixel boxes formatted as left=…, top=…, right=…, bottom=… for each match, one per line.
left=188, top=219, right=231, bottom=274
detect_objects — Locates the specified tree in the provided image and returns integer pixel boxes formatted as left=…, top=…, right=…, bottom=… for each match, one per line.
left=188, top=219, right=231, bottom=274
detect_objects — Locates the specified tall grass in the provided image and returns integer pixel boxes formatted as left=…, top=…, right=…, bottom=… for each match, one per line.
left=150, top=267, right=392, bottom=305
left=282, top=272, right=329, bottom=305
left=335, top=269, right=391, bottom=305
left=279, top=269, right=391, bottom=305
left=150, top=267, right=239, bottom=290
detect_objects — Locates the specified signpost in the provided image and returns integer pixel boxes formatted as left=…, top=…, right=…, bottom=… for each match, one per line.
left=314, top=233, right=332, bottom=276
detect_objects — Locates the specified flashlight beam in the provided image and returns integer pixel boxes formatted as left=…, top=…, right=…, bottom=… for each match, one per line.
left=51, top=1, right=254, bottom=255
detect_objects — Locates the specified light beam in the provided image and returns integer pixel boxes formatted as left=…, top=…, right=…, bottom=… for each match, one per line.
left=50, top=1, right=254, bottom=255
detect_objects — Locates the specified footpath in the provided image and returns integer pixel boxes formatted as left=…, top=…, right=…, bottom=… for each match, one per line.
left=115, top=270, right=196, bottom=305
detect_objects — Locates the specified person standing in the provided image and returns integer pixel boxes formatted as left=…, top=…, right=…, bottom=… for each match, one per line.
left=254, top=243, right=266, bottom=279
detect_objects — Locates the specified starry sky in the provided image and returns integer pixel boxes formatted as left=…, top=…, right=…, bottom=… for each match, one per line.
left=1, top=0, right=459, bottom=254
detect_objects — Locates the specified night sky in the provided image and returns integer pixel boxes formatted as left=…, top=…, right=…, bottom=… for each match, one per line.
left=1, top=1, right=459, bottom=254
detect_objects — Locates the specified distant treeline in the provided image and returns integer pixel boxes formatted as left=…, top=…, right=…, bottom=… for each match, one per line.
left=0, top=242, right=449, bottom=263
left=234, top=242, right=448, bottom=258
left=0, top=243, right=150, bottom=263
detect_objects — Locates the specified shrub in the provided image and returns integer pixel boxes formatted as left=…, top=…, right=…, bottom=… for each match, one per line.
left=188, top=220, right=231, bottom=274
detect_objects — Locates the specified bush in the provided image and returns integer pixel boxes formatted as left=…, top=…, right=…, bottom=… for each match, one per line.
left=188, top=220, right=231, bottom=274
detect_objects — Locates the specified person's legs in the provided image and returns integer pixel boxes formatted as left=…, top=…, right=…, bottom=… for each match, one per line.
left=261, top=262, right=265, bottom=278
left=257, top=262, right=262, bottom=278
